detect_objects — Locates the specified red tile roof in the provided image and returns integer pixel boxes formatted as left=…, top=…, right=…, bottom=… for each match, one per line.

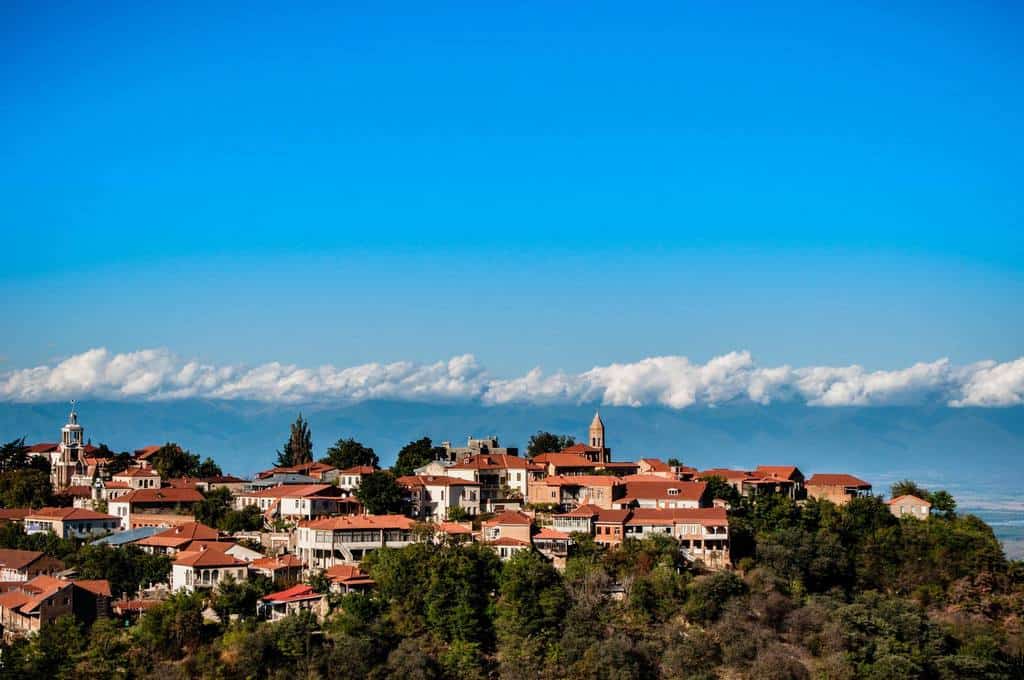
left=806, top=474, right=871, bottom=488
left=542, top=475, right=622, bottom=487
left=0, top=549, right=48, bottom=571
left=250, top=554, right=304, bottom=571
left=697, top=468, right=751, bottom=482
left=324, top=564, right=372, bottom=583
left=299, top=514, right=415, bottom=531
left=449, top=454, right=530, bottom=470
left=397, top=474, right=480, bottom=488
left=533, top=527, right=570, bottom=540
left=56, top=485, right=92, bottom=498
left=555, top=503, right=603, bottom=518
left=595, top=509, right=631, bottom=523
left=114, top=467, right=160, bottom=478
left=755, top=465, right=802, bottom=480
left=239, top=484, right=336, bottom=499
left=25, top=443, right=58, bottom=454
left=137, top=522, right=220, bottom=548
left=174, top=544, right=248, bottom=568
left=532, top=453, right=598, bottom=468
left=262, top=583, right=323, bottom=603
left=134, top=446, right=161, bottom=459
left=0, top=509, right=31, bottom=522
left=623, top=480, right=707, bottom=502
left=339, top=465, right=377, bottom=475
left=485, top=537, right=530, bottom=547
left=639, top=458, right=672, bottom=472
left=115, top=488, right=205, bottom=504
left=437, top=522, right=473, bottom=535
left=482, top=511, right=533, bottom=527
left=24, top=507, right=118, bottom=521
left=73, top=579, right=112, bottom=597
left=559, top=443, right=603, bottom=455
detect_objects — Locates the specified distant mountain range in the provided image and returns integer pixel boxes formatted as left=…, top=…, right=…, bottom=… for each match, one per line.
left=2, top=400, right=1020, bottom=492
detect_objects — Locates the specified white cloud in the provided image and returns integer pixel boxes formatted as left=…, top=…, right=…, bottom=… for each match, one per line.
left=0, top=348, right=1021, bottom=408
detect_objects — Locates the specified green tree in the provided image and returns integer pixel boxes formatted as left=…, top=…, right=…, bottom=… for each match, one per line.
left=393, top=437, right=445, bottom=477
left=0, top=468, right=53, bottom=508
left=196, top=457, right=223, bottom=477
left=69, top=543, right=171, bottom=598
left=355, top=471, right=405, bottom=515
left=496, top=549, right=567, bottom=641
left=150, top=442, right=201, bottom=479
left=192, top=486, right=233, bottom=527
left=928, top=490, right=957, bottom=518
left=526, top=431, right=576, bottom=457
left=0, top=437, right=28, bottom=472
left=212, top=574, right=273, bottom=622
left=700, top=474, right=742, bottom=506
left=321, top=437, right=379, bottom=470
left=276, top=413, right=313, bottom=467
left=891, top=479, right=930, bottom=500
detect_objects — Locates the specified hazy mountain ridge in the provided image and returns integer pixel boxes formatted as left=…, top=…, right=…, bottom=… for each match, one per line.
left=1, top=400, right=1020, bottom=486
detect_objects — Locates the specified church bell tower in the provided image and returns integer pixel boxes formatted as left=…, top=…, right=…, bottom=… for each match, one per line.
left=54, top=403, right=84, bottom=490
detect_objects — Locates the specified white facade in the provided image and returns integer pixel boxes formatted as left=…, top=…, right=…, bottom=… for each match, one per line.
left=171, top=563, right=249, bottom=593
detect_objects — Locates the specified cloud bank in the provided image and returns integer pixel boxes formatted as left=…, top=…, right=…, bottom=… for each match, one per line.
left=1, top=348, right=1021, bottom=408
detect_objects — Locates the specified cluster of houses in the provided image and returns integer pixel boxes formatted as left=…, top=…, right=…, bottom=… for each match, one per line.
left=0, top=408, right=935, bottom=638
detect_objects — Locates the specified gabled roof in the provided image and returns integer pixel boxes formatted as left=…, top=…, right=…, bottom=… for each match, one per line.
left=262, top=583, right=323, bottom=603
left=24, top=507, right=118, bottom=522
left=136, top=522, right=220, bottom=548
left=806, top=474, right=871, bottom=488
left=73, top=579, right=112, bottom=597
left=532, top=453, right=598, bottom=468
left=887, top=494, right=931, bottom=507
left=114, top=487, right=205, bottom=504
left=114, top=467, right=160, bottom=478
left=174, top=543, right=248, bottom=568
left=755, top=465, right=803, bottom=480
left=639, top=458, right=672, bottom=472
left=201, top=475, right=247, bottom=484
left=555, top=503, right=602, bottom=519
left=483, top=511, right=532, bottom=527
left=324, top=564, right=373, bottom=584
left=134, top=446, right=162, bottom=459
left=0, top=549, right=48, bottom=571
left=25, top=443, right=59, bottom=454
left=623, top=480, right=707, bottom=502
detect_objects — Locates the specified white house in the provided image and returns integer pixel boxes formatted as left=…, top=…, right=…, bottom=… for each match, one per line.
left=296, top=515, right=416, bottom=568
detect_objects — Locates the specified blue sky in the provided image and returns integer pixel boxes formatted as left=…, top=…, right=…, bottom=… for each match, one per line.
left=2, top=1, right=1022, bottom=379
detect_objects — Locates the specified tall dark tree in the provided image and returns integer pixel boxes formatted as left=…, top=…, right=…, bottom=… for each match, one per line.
left=0, top=438, right=29, bottom=472
left=276, top=414, right=314, bottom=467
left=355, top=471, right=405, bottom=515
left=526, top=431, right=576, bottom=457
left=392, top=437, right=445, bottom=477
left=321, top=437, right=378, bottom=470
left=150, top=443, right=201, bottom=479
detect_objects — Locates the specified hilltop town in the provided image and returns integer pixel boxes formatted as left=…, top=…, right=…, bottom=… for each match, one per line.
left=0, top=407, right=1015, bottom=678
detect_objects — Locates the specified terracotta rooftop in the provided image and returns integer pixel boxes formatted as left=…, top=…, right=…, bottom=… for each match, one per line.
left=0, top=549, right=49, bottom=571
left=174, top=543, right=248, bottom=568
left=250, top=554, right=304, bottom=571
left=398, top=474, right=480, bottom=488
left=115, top=487, right=205, bottom=504
left=24, top=507, right=118, bottom=521
left=482, top=511, right=533, bottom=527
left=887, top=494, right=931, bottom=507
left=449, top=454, right=530, bottom=470
left=299, top=514, right=415, bottom=531
left=533, top=527, right=571, bottom=540
left=755, top=465, right=802, bottom=479
left=339, top=465, right=377, bottom=475
left=136, top=522, right=220, bottom=548
left=532, top=453, right=598, bottom=468
left=239, top=484, right=337, bottom=499
left=114, top=467, right=160, bottom=478
left=542, top=475, right=622, bottom=487
left=262, top=583, right=323, bottom=603
left=806, top=474, right=872, bottom=488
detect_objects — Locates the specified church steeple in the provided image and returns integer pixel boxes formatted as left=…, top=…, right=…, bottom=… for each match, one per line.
left=589, top=411, right=605, bottom=450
